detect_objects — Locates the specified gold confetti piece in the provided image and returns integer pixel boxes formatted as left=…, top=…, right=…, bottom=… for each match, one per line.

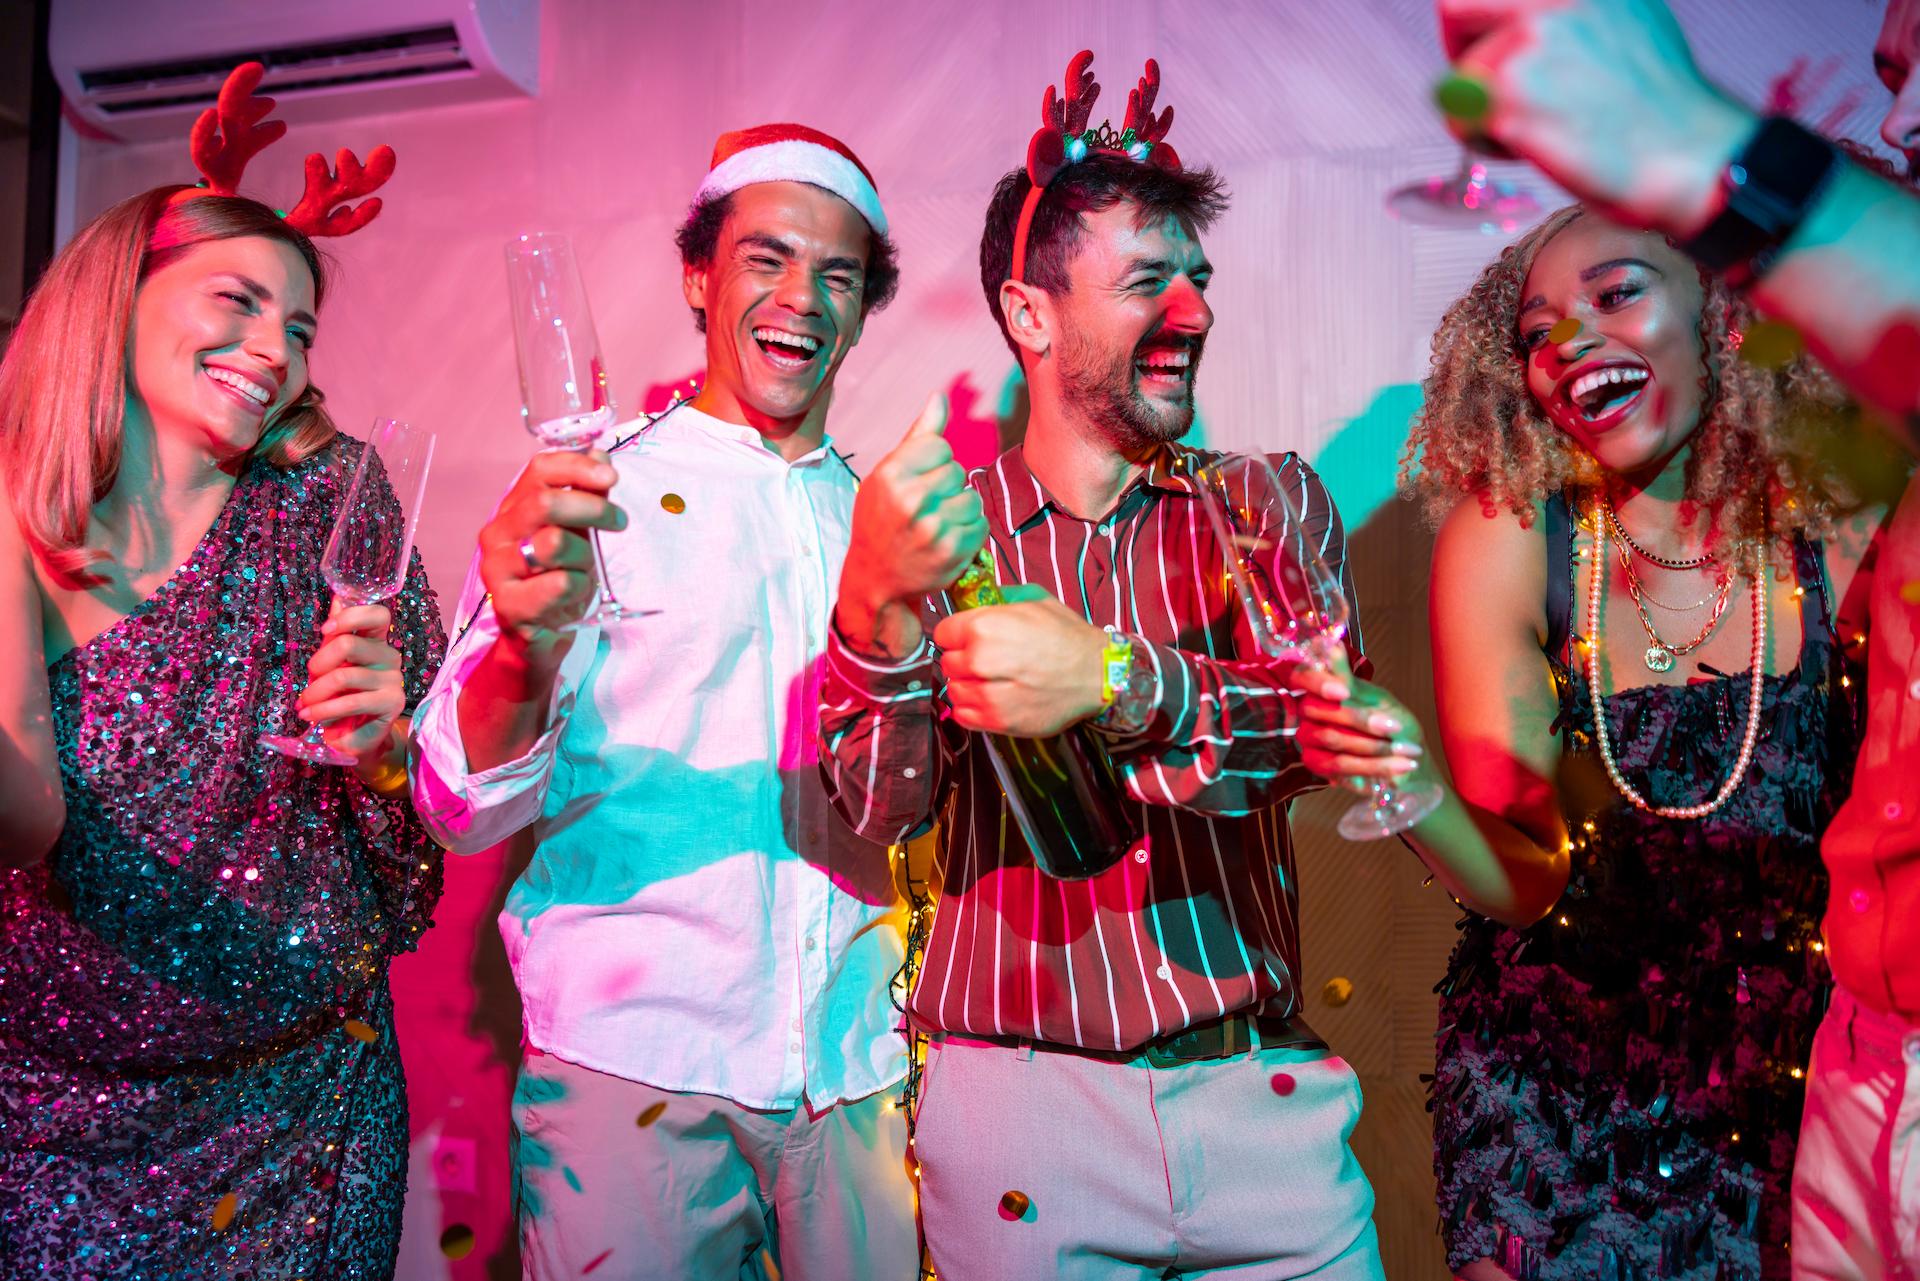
left=1270, top=1072, right=1297, bottom=1096
left=211, top=1192, right=237, bottom=1232
left=1546, top=317, right=1582, bottom=346
left=1739, top=320, right=1803, bottom=370
left=660, top=493, right=686, bottom=515
left=1321, top=976, right=1354, bottom=1007
left=439, top=1224, right=476, bottom=1260
left=636, top=1102, right=667, bottom=1128
left=1901, top=581, right=1920, bottom=605
left=343, top=1018, right=378, bottom=1043
left=998, top=1189, right=1031, bottom=1220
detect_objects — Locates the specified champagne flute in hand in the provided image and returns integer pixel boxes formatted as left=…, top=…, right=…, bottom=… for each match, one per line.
left=1188, top=452, right=1444, bottom=840
left=504, top=232, right=632, bottom=624
left=262, top=417, right=436, bottom=765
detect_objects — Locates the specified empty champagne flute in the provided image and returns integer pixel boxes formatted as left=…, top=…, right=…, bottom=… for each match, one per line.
left=503, top=231, right=632, bottom=624
left=262, top=417, right=436, bottom=765
left=1185, top=451, right=1445, bottom=840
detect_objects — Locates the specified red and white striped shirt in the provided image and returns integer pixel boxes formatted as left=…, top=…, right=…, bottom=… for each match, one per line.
left=819, top=445, right=1366, bottom=1052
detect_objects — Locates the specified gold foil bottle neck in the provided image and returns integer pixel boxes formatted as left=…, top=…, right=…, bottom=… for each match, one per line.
left=949, top=547, right=1004, bottom=611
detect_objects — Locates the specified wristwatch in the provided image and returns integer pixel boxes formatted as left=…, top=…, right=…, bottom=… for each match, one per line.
left=1678, top=115, right=1843, bottom=289
left=1094, top=626, right=1157, bottom=736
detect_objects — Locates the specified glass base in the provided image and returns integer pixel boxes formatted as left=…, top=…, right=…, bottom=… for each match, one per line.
left=260, top=731, right=358, bottom=767
left=1336, top=779, right=1445, bottom=841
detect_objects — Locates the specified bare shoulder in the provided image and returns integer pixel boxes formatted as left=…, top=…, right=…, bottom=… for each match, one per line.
left=1431, top=495, right=1551, bottom=642
left=0, top=484, right=35, bottom=596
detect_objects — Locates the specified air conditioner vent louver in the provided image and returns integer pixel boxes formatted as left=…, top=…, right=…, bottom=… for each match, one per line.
left=78, top=26, right=464, bottom=93
left=51, top=2, right=538, bottom=140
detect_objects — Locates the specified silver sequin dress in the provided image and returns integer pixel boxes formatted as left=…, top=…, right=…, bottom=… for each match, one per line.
left=0, top=438, right=445, bottom=1279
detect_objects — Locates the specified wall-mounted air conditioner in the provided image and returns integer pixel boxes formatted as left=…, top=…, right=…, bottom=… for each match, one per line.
left=49, top=0, right=539, bottom=141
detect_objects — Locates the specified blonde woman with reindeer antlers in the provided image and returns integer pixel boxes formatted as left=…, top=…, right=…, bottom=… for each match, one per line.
left=0, top=65, right=445, bottom=1277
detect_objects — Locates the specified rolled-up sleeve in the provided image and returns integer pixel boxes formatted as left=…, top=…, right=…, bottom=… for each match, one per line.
left=409, top=551, right=592, bottom=854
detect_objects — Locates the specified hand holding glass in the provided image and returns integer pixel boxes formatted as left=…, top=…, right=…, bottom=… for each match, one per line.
left=1186, top=452, right=1444, bottom=840
left=262, top=417, right=435, bottom=766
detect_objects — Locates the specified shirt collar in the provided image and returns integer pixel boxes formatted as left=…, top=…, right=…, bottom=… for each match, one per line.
left=620, top=401, right=835, bottom=467
left=991, top=441, right=1202, bottom=534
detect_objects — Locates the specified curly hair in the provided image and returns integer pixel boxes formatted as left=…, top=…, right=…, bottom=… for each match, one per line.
left=672, top=188, right=901, bottom=334
left=1400, top=205, right=1855, bottom=562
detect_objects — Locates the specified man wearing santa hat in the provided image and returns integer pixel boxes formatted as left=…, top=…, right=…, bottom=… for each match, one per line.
left=411, top=124, right=917, bottom=1280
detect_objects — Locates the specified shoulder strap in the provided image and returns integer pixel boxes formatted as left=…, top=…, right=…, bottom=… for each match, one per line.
left=1791, top=532, right=1838, bottom=667
left=1544, top=491, right=1575, bottom=664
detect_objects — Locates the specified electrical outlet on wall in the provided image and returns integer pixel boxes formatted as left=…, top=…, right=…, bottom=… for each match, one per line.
left=433, top=1136, right=477, bottom=1195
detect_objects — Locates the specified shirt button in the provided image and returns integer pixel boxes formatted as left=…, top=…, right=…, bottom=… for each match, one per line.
left=805, top=938, right=818, bottom=952
left=1905, top=1034, right=1920, bottom=1066
left=792, top=1018, right=803, bottom=1032
left=1133, top=849, right=1149, bottom=864
left=902, top=766, right=918, bottom=779
left=1155, top=964, right=1172, bottom=981
left=1850, top=889, right=1872, bottom=913
left=1098, top=523, right=1111, bottom=536
left=1909, top=678, right=1920, bottom=700
left=907, top=679, right=924, bottom=692
left=1887, top=802, right=1904, bottom=821
left=791, top=1041, right=802, bottom=1053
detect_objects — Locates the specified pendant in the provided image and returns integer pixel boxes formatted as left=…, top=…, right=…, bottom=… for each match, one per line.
left=1644, top=645, right=1675, bottom=673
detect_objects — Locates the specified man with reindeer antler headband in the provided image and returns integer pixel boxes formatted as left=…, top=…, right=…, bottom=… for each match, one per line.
left=821, top=51, right=1385, bottom=1279
left=0, top=64, right=444, bottom=1279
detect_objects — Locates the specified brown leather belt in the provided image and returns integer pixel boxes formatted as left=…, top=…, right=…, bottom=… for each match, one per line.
left=940, top=1011, right=1326, bottom=1068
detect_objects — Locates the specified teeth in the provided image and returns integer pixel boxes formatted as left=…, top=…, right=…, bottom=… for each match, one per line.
left=1138, top=350, right=1191, bottom=369
left=753, top=328, right=821, bottom=354
left=206, top=367, right=271, bottom=404
left=1569, top=366, right=1648, bottom=402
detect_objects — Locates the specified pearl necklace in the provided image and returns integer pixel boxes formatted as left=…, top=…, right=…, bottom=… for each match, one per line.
left=1584, top=502, right=1766, bottom=820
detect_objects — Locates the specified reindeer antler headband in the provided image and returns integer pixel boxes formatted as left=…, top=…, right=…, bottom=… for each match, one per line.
left=171, top=62, right=396, bottom=238
left=1009, top=50, right=1181, bottom=283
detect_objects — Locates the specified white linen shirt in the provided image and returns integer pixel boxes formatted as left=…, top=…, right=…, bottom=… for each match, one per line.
left=411, top=405, right=906, bottom=1110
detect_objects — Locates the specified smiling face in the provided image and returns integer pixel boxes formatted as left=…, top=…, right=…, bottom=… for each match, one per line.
left=683, top=181, right=873, bottom=431
left=1517, top=218, right=1708, bottom=480
left=127, top=235, right=316, bottom=466
left=1878, top=0, right=1920, bottom=169
left=1047, top=201, right=1214, bottom=451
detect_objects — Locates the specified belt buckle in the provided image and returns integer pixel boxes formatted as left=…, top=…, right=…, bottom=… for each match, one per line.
left=1142, top=1016, right=1246, bottom=1067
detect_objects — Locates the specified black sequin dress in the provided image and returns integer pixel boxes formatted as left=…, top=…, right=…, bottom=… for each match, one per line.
left=1431, top=494, right=1859, bottom=1281
left=0, top=439, right=445, bottom=1279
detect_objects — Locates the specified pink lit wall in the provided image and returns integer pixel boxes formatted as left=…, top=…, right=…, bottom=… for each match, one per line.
left=64, top=1, right=1897, bottom=1276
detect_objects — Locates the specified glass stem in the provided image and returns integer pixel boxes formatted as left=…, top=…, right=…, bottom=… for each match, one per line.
left=588, top=526, right=623, bottom=610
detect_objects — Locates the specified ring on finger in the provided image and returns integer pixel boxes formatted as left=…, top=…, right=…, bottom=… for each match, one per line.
left=518, top=536, right=543, bottom=576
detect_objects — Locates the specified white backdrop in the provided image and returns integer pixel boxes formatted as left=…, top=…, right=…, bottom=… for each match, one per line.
left=65, top=1, right=1899, bottom=1275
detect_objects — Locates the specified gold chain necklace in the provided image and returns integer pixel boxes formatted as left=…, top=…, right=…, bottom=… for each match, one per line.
left=1584, top=501, right=1766, bottom=820
left=1602, top=498, right=1716, bottom=570
left=1615, top=546, right=1736, bottom=672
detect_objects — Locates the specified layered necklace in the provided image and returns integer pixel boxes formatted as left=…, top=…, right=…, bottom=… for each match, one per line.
left=1602, top=500, right=1735, bottom=674
left=1585, top=496, right=1766, bottom=820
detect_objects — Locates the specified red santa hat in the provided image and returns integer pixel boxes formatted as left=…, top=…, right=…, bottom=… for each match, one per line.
left=692, top=123, right=888, bottom=237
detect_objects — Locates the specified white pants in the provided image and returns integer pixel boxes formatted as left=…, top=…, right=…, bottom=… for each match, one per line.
left=914, top=1032, right=1384, bottom=1280
left=1792, top=986, right=1920, bottom=1280
left=511, top=1047, right=919, bottom=1281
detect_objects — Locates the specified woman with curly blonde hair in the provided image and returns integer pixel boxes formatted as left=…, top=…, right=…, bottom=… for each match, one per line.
left=1287, top=206, right=1889, bottom=1280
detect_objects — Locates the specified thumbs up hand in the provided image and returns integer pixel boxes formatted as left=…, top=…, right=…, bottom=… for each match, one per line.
left=836, top=393, right=989, bottom=660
